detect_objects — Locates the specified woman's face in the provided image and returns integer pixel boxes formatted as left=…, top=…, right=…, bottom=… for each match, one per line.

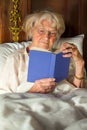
left=31, top=20, right=58, bottom=50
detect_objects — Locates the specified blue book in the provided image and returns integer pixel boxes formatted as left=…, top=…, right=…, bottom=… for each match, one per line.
left=27, top=49, right=70, bottom=82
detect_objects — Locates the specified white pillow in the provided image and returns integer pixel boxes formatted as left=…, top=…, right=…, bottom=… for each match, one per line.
left=53, top=34, right=84, bottom=55
left=0, top=41, right=30, bottom=57
left=0, top=41, right=30, bottom=72
left=53, top=34, right=85, bottom=77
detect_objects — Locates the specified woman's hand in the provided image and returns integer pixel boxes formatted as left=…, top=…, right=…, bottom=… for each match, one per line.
left=60, top=42, right=83, bottom=63
left=60, top=42, right=85, bottom=73
left=29, top=78, right=56, bottom=93
left=60, top=42, right=85, bottom=88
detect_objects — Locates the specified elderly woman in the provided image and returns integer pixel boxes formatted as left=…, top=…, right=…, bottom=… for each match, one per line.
left=0, top=10, right=85, bottom=94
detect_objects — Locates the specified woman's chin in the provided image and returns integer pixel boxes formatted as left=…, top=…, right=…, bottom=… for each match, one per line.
left=39, top=43, right=49, bottom=50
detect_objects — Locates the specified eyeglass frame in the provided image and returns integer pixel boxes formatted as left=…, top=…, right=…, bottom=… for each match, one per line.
left=35, top=27, right=58, bottom=38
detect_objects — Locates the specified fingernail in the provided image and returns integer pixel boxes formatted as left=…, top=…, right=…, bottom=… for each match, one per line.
left=52, top=78, right=56, bottom=81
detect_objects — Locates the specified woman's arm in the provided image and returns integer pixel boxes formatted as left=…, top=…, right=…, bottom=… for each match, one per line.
left=60, top=42, right=85, bottom=88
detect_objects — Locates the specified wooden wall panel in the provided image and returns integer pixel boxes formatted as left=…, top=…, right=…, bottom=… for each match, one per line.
left=19, top=0, right=31, bottom=41
left=0, top=0, right=11, bottom=43
left=31, top=0, right=68, bottom=20
left=0, top=0, right=31, bottom=43
left=81, top=0, right=87, bottom=71
left=64, top=0, right=80, bottom=36
left=31, top=0, right=82, bottom=36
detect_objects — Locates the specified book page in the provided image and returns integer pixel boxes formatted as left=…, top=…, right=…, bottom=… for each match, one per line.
left=30, top=47, right=61, bottom=54
left=30, top=47, right=51, bottom=52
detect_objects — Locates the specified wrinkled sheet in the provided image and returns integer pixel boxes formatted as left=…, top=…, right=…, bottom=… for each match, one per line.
left=0, top=81, right=87, bottom=130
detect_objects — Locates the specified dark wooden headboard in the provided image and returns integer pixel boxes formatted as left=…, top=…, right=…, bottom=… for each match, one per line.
left=0, top=0, right=87, bottom=71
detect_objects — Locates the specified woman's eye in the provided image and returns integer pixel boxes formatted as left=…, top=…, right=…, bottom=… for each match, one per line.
left=50, top=32, right=57, bottom=37
left=38, top=29, right=45, bottom=34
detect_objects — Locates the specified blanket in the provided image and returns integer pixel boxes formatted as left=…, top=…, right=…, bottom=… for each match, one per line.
left=0, top=80, right=87, bottom=130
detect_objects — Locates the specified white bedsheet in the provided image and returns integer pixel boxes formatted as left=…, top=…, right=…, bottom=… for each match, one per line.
left=0, top=80, right=87, bottom=130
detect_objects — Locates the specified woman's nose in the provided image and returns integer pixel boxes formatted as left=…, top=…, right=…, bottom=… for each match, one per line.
left=44, top=31, right=50, bottom=38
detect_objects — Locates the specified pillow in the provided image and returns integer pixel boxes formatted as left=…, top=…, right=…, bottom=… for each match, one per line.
left=53, top=34, right=84, bottom=55
left=0, top=41, right=30, bottom=73
left=53, top=34, right=85, bottom=78
left=0, top=41, right=30, bottom=57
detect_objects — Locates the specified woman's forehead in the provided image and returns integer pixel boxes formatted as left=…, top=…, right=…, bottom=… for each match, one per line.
left=34, top=19, right=57, bottom=29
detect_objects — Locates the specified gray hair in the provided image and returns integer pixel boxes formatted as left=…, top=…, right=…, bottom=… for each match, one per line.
left=22, top=10, right=65, bottom=40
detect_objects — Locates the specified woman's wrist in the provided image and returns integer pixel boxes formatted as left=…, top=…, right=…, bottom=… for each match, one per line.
left=75, top=60, right=85, bottom=78
left=74, top=74, right=84, bottom=80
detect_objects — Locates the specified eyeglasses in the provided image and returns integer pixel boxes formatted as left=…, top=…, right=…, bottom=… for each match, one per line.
left=36, top=28, right=57, bottom=38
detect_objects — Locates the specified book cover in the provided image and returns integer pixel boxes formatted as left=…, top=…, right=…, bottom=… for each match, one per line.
left=27, top=49, right=70, bottom=82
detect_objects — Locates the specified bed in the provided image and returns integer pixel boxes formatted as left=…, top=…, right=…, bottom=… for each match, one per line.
left=0, top=34, right=87, bottom=130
